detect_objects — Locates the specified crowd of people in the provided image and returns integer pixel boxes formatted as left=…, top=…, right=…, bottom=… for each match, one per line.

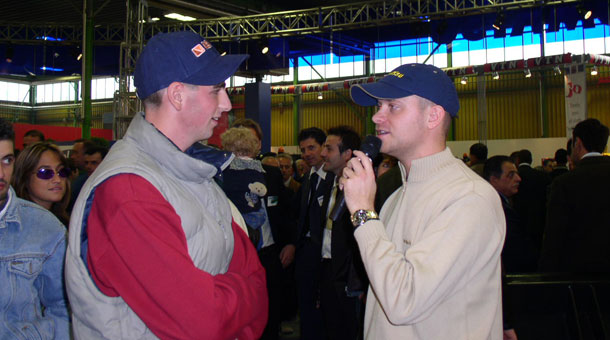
left=1, top=30, right=608, bottom=340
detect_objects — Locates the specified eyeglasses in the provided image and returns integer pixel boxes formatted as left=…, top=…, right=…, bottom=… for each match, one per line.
left=36, top=168, right=71, bottom=180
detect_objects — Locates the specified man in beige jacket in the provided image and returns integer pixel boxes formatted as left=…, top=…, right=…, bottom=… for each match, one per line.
left=340, top=63, right=506, bottom=340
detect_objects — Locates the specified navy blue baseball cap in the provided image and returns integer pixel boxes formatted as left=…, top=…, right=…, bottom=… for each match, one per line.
left=134, top=31, right=249, bottom=100
left=350, top=63, right=460, bottom=117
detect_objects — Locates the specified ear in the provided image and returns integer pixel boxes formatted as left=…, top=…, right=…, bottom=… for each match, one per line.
left=341, top=149, right=353, bottom=163
left=166, top=82, right=185, bottom=111
left=427, top=105, right=446, bottom=130
left=489, top=175, right=499, bottom=188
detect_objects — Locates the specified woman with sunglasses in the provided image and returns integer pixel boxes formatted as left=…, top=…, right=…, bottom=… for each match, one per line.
left=13, top=142, right=71, bottom=226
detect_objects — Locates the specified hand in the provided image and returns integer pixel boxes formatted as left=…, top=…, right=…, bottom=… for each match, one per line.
left=279, top=244, right=295, bottom=268
left=339, top=150, right=377, bottom=215
left=503, top=329, right=517, bottom=340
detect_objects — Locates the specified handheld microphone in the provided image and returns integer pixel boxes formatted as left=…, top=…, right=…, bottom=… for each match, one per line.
left=329, top=135, right=382, bottom=222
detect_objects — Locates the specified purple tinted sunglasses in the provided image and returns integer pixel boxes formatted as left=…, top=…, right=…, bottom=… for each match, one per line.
left=36, top=168, right=71, bottom=180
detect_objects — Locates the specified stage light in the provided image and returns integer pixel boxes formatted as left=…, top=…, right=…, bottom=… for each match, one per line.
left=492, top=71, right=500, bottom=80
left=460, top=76, right=468, bottom=85
left=524, top=68, right=532, bottom=78
left=5, top=46, right=14, bottom=63
left=553, top=66, right=562, bottom=75
left=317, top=92, right=323, bottom=100
left=578, top=5, right=592, bottom=20
left=591, top=66, right=598, bottom=76
left=493, top=13, right=504, bottom=31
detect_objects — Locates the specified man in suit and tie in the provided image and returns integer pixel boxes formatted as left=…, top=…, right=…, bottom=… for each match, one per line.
left=294, top=127, right=334, bottom=340
left=278, top=153, right=301, bottom=194
left=512, top=148, right=550, bottom=255
left=319, top=126, right=368, bottom=340
left=540, top=118, right=610, bottom=273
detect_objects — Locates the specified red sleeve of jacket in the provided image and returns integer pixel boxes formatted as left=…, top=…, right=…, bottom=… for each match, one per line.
left=86, top=174, right=268, bottom=340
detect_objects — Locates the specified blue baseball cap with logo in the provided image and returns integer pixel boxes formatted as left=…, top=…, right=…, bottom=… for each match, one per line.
left=350, top=63, right=460, bottom=117
left=134, top=31, right=249, bottom=100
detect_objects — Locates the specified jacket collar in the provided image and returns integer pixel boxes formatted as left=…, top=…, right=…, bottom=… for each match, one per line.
left=0, top=188, right=22, bottom=230
left=125, top=112, right=234, bottom=182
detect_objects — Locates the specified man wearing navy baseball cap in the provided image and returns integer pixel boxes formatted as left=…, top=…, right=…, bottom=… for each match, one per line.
left=66, top=31, right=268, bottom=339
left=340, top=64, right=506, bottom=340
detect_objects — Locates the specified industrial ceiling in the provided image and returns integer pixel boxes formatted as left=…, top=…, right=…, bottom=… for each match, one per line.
left=0, top=0, right=607, bottom=78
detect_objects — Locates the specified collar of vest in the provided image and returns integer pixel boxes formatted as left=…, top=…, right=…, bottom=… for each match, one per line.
left=125, top=112, right=234, bottom=182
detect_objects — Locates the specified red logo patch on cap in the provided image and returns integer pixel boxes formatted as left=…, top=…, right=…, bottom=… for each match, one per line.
left=191, top=44, right=205, bottom=57
left=202, top=40, right=213, bottom=49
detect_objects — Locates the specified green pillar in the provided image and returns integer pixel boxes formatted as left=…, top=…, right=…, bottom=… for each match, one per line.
left=364, top=54, right=375, bottom=136
left=447, top=43, right=456, bottom=141
left=81, top=0, right=93, bottom=139
left=292, top=57, right=300, bottom=145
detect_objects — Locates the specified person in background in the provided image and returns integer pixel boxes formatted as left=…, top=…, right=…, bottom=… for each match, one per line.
left=376, top=154, right=398, bottom=178
left=0, top=118, right=70, bottom=339
left=68, top=138, right=93, bottom=212
left=295, top=158, right=309, bottom=182
left=221, top=126, right=271, bottom=250
left=22, top=129, right=45, bottom=148
left=319, top=126, right=367, bottom=340
left=550, top=148, right=569, bottom=180
left=262, top=154, right=280, bottom=168
left=541, top=158, right=555, bottom=173
left=278, top=153, right=301, bottom=194
left=64, top=31, right=267, bottom=339
left=468, top=142, right=488, bottom=177
left=512, top=149, right=550, bottom=256
left=83, top=145, right=108, bottom=176
left=342, top=63, right=504, bottom=339
left=13, top=142, right=71, bottom=226
left=227, top=118, right=298, bottom=340
left=566, top=138, right=575, bottom=171
left=540, top=118, right=610, bottom=273
left=295, top=127, right=334, bottom=340
left=484, top=155, right=537, bottom=273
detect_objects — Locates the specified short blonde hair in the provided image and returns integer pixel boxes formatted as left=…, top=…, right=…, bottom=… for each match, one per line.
left=221, top=127, right=260, bottom=158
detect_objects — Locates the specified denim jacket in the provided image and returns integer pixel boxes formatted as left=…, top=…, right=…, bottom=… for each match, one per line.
left=0, top=188, right=70, bottom=340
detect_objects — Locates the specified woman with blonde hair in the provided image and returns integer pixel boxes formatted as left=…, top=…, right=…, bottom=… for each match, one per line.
left=220, top=126, right=268, bottom=248
left=12, top=142, right=71, bottom=226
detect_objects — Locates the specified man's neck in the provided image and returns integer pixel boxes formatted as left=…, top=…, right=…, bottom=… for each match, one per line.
left=398, top=143, right=446, bottom=175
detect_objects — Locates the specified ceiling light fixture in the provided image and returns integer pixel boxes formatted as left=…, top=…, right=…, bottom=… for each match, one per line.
left=460, top=76, right=468, bottom=85
left=493, top=12, right=504, bottom=31
left=524, top=68, right=532, bottom=78
left=164, top=13, right=196, bottom=22
left=591, top=66, right=598, bottom=76
left=5, top=46, right=14, bottom=63
left=578, top=5, right=592, bottom=20
left=492, top=71, right=500, bottom=80
left=317, top=92, right=323, bottom=100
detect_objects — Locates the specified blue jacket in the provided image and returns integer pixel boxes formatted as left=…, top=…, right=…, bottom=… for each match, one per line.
left=0, top=188, right=70, bottom=340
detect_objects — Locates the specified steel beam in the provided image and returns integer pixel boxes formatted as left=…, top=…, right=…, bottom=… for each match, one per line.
left=0, top=0, right=580, bottom=44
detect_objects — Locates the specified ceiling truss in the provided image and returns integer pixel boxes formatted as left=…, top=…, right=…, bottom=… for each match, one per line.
left=0, top=0, right=579, bottom=44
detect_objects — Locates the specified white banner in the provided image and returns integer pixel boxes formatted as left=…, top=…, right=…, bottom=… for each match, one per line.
left=564, top=63, right=587, bottom=137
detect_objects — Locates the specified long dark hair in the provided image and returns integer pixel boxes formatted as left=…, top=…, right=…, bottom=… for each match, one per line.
left=12, top=142, right=71, bottom=226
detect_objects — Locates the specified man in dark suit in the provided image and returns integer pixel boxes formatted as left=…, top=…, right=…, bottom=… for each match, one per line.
left=484, top=156, right=538, bottom=273
left=512, top=149, right=550, bottom=255
left=294, top=127, right=334, bottom=340
left=540, top=118, right=610, bottom=273
left=319, top=126, right=367, bottom=340
left=550, top=148, right=569, bottom=180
